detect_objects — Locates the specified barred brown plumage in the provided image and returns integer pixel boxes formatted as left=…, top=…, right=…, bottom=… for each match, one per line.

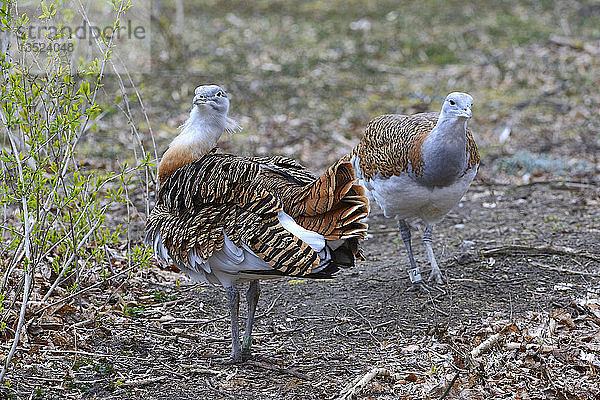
left=146, top=153, right=369, bottom=277
left=352, top=113, right=479, bottom=180
left=145, top=84, right=369, bottom=362
left=351, top=92, right=480, bottom=289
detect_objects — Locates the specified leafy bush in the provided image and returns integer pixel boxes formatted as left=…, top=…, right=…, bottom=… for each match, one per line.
left=0, top=0, right=155, bottom=383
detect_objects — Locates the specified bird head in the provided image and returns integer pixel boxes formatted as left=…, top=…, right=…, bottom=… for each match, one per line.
left=192, top=84, right=231, bottom=115
left=159, top=84, right=242, bottom=183
left=180, top=84, right=242, bottom=138
left=440, top=92, right=473, bottom=120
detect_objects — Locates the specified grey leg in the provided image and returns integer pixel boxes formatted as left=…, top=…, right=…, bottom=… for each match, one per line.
left=225, top=285, right=242, bottom=362
left=422, top=223, right=443, bottom=284
left=398, top=220, right=423, bottom=285
left=242, top=280, right=260, bottom=360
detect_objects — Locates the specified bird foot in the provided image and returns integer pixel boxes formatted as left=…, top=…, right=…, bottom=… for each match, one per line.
left=224, top=347, right=244, bottom=364
left=406, top=281, right=431, bottom=293
left=428, top=270, right=444, bottom=285
left=225, top=347, right=252, bottom=364
left=407, top=267, right=423, bottom=284
left=224, top=356, right=243, bottom=364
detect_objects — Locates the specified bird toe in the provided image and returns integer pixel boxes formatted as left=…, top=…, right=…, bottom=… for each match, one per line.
left=428, top=270, right=444, bottom=285
left=406, top=282, right=430, bottom=293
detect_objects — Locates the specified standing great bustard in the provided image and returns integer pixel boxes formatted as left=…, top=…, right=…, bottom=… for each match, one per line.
left=351, top=92, right=479, bottom=289
left=146, top=85, right=369, bottom=362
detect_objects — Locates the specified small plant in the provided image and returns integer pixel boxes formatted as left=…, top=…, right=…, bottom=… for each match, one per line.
left=32, top=388, right=45, bottom=400
left=73, top=358, right=114, bottom=375
left=152, top=289, right=177, bottom=303
left=122, top=304, right=145, bottom=318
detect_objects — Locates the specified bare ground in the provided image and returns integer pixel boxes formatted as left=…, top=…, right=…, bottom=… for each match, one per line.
left=5, top=181, right=600, bottom=399
left=2, top=1, right=600, bottom=399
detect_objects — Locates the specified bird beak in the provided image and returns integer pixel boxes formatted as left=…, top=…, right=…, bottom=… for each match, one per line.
left=193, top=94, right=206, bottom=105
left=458, top=108, right=472, bottom=119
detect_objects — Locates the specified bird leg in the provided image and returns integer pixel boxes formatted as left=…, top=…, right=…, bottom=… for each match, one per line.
left=422, top=223, right=443, bottom=284
left=225, top=285, right=242, bottom=362
left=242, top=280, right=260, bottom=360
left=398, top=220, right=423, bottom=285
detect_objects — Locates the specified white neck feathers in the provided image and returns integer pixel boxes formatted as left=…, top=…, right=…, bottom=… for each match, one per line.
left=158, top=106, right=242, bottom=184
left=171, top=108, right=223, bottom=156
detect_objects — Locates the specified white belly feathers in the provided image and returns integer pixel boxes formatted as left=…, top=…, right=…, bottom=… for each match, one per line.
left=352, top=154, right=477, bottom=223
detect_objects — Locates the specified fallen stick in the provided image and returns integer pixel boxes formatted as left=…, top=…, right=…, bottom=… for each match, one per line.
left=481, top=244, right=600, bottom=262
left=505, top=342, right=555, bottom=352
left=337, top=367, right=396, bottom=400
left=471, top=332, right=503, bottom=358
left=188, top=368, right=223, bottom=375
left=34, top=263, right=142, bottom=316
left=204, top=378, right=236, bottom=399
left=120, top=375, right=167, bottom=388
left=439, top=372, right=461, bottom=400
left=530, top=261, right=598, bottom=277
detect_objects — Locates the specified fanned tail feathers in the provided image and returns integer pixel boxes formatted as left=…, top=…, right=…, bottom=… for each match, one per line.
left=293, top=158, right=369, bottom=240
left=146, top=155, right=321, bottom=277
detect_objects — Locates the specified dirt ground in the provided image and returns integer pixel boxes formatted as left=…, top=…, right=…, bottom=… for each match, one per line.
left=6, top=180, right=600, bottom=399
left=2, top=0, right=600, bottom=399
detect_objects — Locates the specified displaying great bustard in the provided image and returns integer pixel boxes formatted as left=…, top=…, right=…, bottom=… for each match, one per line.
left=351, top=92, right=479, bottom=289
left=146, top=85, right=369, bottom=361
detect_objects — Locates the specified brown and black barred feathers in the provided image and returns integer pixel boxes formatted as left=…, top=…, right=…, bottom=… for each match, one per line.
left=145, top=153, right=369, bottom=279
left=352, top=113, right=479, bottom=180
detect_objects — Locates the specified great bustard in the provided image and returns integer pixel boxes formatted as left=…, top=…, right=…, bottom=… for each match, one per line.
left=146, top=85, right=369, bottom=361
left=351, top=92, right=479, bottom=289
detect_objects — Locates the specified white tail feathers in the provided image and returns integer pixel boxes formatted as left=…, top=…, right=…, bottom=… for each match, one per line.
left=277, top=210, right=325, bottom=252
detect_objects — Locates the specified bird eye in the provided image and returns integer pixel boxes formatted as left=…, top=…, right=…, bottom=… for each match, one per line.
left=216, top=91, right=224, bottom=97
left=449, top=100, right=456, bottom=106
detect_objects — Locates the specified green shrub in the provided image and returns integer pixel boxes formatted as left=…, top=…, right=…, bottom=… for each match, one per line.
left=0, top=0, right=155, bottom=384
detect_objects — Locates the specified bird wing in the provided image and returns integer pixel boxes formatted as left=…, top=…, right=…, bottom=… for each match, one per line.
left=250, top=157, right=369, bottom=240
left=464, top=125, right=480, bottom=174
left=146, top=153, right=320, bottom=276
left=352, top=112, right=479, bottom=180
left=250, top=155, right=316, bottom=186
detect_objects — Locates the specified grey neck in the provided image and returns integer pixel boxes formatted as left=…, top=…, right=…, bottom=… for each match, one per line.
left=417, top=117, right=468, bottom=187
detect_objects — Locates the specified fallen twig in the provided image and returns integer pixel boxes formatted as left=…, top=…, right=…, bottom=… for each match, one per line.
left=188, top=368, right=223, bottom=376
left=246, top=360, right=310, bottom=381
left=439, top=372, right=461, bottom=400
left=337, top=367, right=399, bottom=400
left=204, top=378, right=236, bottom=399
left=505, top=342, right=555, bottom=352
left=120, top=375, right=167, bottom=388
left=530, top=261, right=598, bottom=277
left=481, top=244, right=600, bottom=263
left=346, top=319, right=395, bottom=335
left=471, top=332, right=503, bottom=358
left=34, top=263, right=142, bottom=316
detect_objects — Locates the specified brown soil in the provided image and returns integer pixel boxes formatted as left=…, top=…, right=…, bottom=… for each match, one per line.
left=7, top=181, right=600, bottom=399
